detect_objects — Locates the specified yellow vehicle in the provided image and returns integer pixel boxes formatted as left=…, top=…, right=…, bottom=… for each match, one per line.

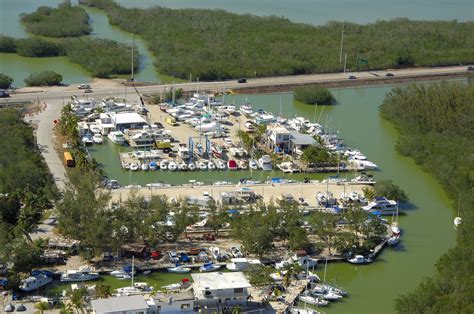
left=166, top=116, right=177, bottom=126
left=155, top=140, right=172, bottom=149
left=63, top=151, right=75, bottom=167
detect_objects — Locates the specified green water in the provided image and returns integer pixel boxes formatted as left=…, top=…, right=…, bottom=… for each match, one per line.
left=1, top=0, right=471, bottom=86
left=89, top=82, right=457, bottom=313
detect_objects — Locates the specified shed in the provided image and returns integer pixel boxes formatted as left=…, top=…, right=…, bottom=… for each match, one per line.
left=111, top=112, right=147, bottom=131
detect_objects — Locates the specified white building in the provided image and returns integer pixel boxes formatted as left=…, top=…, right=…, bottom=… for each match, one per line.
left=148, top=291, right=195, bottom=314
left=191, top=272, right=251, bottom=303
left=111, top=112, right=148, bottom=131
left=91, top=295, right=149, bottom=314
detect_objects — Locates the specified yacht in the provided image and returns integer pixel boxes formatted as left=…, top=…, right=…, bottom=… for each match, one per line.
left=110, top=270, right=131, bottom=280
left=290, top=307, right=321, bottom=314
left=108, top=131, right=126, bottom=145
left=362, top=197, right=398, bottom=215
left=249, top=159, right=258, bottom=170
left=199, top=262, right=221, bottom=272
left=347, top=255, right=372, bottom=264
left=226, top=258, right=261, bottom=271
left=207, top=160, right=216, bottom=170
left=188, top=162, right=197, bottom=171
left=82, top=135, right=93, bottom=146
left=178, top=162, right=188, bottom=171
left=115, top=282, right=153, bottom=296
left=160, top=160, right=168, bottom=170
left=178, top=144, right=190, bottom=159
left=168, top=161, right=178, bottom=171
left=216, top=159, right=226, bottom=170
left=60, top=266, right=99, bottom=282
left=277, top=161, right=301, bottom=173
left=197, top=161, right=207, bottom=170
left=92, top=133, right=103, bottom=144
left=149, top=161, right=158, bottom=171
left=129, top=163, right=139, bottom=171
left=19, top=271, right=53, bottom=292
left=387, top=234, right=400, bottom=246
left=258, top=155, right=272, bottom=170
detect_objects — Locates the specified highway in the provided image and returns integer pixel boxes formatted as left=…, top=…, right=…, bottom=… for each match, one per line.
left=4, top=65, right=471, bottom=103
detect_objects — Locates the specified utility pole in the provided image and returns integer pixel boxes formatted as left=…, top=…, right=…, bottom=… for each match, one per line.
left=339, top=23, right=344, bottom=64
left=344, top=53, right=347, bottom=73
left=131, top=34, right=135, bottom=81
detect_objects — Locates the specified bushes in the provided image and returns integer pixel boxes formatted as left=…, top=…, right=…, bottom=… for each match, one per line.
left=0, top=36, right=17, bottom=53
left=0, top=74, right=13, bottom=89
left=380, top=82, right=474, bottom=313
left=20, top=1, right=91, bottom=38
left=81, top=0, right=474, bottom=80
left=24, top=71, right=63, bottom=86
left=294, top=85, right=335, bottom=105
left=15, top=38, right=64, bottom=57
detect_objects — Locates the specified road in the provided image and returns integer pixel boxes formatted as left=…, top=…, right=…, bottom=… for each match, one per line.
left=5, top=65, right=471, bottom=103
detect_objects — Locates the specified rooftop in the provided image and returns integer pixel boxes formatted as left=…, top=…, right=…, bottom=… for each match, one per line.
left=112, top=112, right=147, bottom=125
left=267, top=124, right=289, bottom=134
left=192, top=272, right=251, bottom=290
left=289, top=131, right=316, bottom=146
left=91, top=295, right=149, bottom=313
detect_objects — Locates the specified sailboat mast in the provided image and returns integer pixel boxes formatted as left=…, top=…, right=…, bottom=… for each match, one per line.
left=131, top=256, right=134, bottom=287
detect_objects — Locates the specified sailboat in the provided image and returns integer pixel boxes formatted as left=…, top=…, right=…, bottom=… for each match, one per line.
left=454, top=197, right=462, bottom=228
left=115, top=257, right=153, bottom=296
left=390, top=202, right=401, bottom=235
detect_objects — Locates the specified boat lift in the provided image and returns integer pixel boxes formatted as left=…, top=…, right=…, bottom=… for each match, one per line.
left=188, top=135, right=211, bottom=161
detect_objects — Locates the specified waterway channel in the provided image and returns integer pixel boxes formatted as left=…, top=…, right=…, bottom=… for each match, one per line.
left=89, top=81, right=458, bottom=313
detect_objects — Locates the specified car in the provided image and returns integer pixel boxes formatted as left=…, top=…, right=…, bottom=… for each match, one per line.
left=385, top=73, right=394, bottom=77
left=84, top=89, right=93, bottom=93
left=78, top=84, right=90, bottom=89
left=348, top=75, right=357, bottom=79
left=0, top=90, right=10, bottom=98
left=4, top=304, right=14, bottom=312
left=237, top=78, right=247, bottom=83
left=16, top=304, right=27, bottom=312
left=468, top=66, right=474, bottom=71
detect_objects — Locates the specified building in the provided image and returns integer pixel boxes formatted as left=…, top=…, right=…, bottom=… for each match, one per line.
left=288, top=131, right=316, bottom=155
left=266, top=124, right=291, bottom=152
left=148, top=291, right=195, bottom=314
left=192, top=272, right=251, bottom=303
left=111, top=112, right=148, bottom=131
left=91, top=295, right=149, bottom=314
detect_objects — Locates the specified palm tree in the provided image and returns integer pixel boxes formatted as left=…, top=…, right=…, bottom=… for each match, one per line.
left=95, top=283, right=112, bottom=298
left=34, top=301, right=50, bottom=314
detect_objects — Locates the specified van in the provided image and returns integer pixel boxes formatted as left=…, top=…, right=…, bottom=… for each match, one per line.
left=166, top=116, right=177, bottom=126
left=63, top=151, right=75, bottom=167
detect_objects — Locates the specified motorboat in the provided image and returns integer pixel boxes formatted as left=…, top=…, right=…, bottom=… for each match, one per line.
left=240, top=103, right=253, bottom=115
left=160, top=160, right=168, bottom=170
left=19, top=270, right=53, bottom=292
left=207, top=160, right=216, bottom=170
left=258, top=155, right=272, bottom=170
left=178, top=144, right=190, bottom=159
left=89, top=124, right=101, bottom=134
left=238, top=160, right=248, bottom=170
left=454, top=216, right=462, bottom=228
left=110, top=269, right=132, bottom=280
left=249, top=159, right=258, bottom=170
left=209, top=246, right=222, bottom=261
left=198, top=161, right=207, bottom=170
left=168, top=161, right=178, bottom=171
left=277, top=161, right=301, bottom=173
left=149, top=161, right=158, bottom=171
left=226, top=258, right=261, bottom=271
left=311, top=290, right=343, bottom=301
left=116, top=282, right=153, bottom=296
left=230, top=246, right=244, bottom=258
left=129, top=163, right=139, bottom=171
left=391, top=221, right=400, bottom=235
left=216, top=159, right=226, bottom=170
left=82, top=135, right=93, bottom=146
left=311, top=283, right=347, bottom=297
left=92, top=133, right=103, bottom=144
left=199, top=262, right=221, bottom=272
left=347, top=255, right=373, bottom=264
left=178, top=162, right=188, bottom=171
left=211, top=143, right=222, bottom=158
left=108, top=131, right=126, bottom=145
left=299, top=295, right=329, bottom=307
left=167, top=266, right=191, bottom=273
left=161, top=282, right=186, bottom=291
left=362, top=197, right=398, bottom=215
left=227, top=159, right=238, bottom=171
left=224, top=137, right=234, bottom=148
left=387, top=234, right=400, bottom=246
left=290, top=307, right=320, bottom=314
left=60, top=266, right=99, bottom=282
left=316, top=192, right=337, bottom=207
left=188, top=162, right=197, bottom=171
left=141, top=163, right=149, bottom=171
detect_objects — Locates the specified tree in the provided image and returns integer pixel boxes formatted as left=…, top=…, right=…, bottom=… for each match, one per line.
left=343, top=207, right=369, bottom=237
left=34, top=301, right=50, bottom=314
left=25, top=71, right=63, bottom=87
left=309, top=212, right=338, bottom=255
left=374, top=180, right=408, bottom=202
left=66, top=287, right=87, bottom=313
left=302, top=145, right=335, bottom=164
left=0, top=73, right=13, bottom=89
left=294, top=85, right=335, bottom=105
left=95, top=283, right=112, bottom=298
left=288, top=227, right=310, bottom=251
left=233, top=212, right=273, bottom=258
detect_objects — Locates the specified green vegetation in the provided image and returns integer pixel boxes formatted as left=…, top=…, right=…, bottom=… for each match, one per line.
left=82, top=0, right=474, bottom=80
left=302, top=144, right=338, bottom=165
left=0, top=74, right=13, bottom=89
left=0, top=110, right=57, bottom=281
left=21, top=1, right=91, bottom=38
left=379, top=81, right=474, bottom=313
left=0, top=35, right=137, bottom=78
left=294, top=85, right=335, bottom=105
left=25, top=71, right=63, bottom=86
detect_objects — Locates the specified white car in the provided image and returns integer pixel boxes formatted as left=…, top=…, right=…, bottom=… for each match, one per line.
left=78, top=84, right=90, bottom=89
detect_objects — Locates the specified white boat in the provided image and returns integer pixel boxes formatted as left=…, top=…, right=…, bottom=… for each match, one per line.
left=362, top=197, right=398, bottom=215
left=129, top=163, right=139, bottom=171
left=387, top=234, right=400, bottom=246
left=178, top=162, right=188, bottom=171
left=116, top=282, right=153, bottom=296
left=198, top=161, right=207, bottom=171
left=311, top=284, right=347, bottom=297
left=290, top=307, right=320, bottom=314
left=216, top=159, right=226, bottom=170
left=110, top=270, right=131, bottom=280
left=188, top=162, right=197, bottom=171
left=19, top=271, right=53, bottom=292
left=207, top=160, right=216, bottom=170
left=249, top=159, right=258, bottom=170
left=211, top=143, right=223, bottom=158
left=161, top=283, right=183, bottom=291
left=61, top=266, right=99, bottom=282
left=240, top=103, right=253, bottom=115
left=258, top=155, right=272, bottom=170
left=226, top=258, right=261, bottom=271
left=82, top=135, right=93, bottom=146
left=167, top=266, right=191, bottom=274
left=238, top=160, right=248, bottom=170
left=199, top=262, right=221, bottom=272
left=89, top=124, right=101, bottom=134
left=299, top=295, right=329, bottom=307
left=312, top=290, right=343, bottom=301
left=195, top=121, right=219, bottom=133
left=160, top=160, right=168, bottom=170
left=219, top=105, right=236, bottom=114
left=391, top=203, right=401, bottom=234
left=230, top=246, right=243, bottom=258
left=141, top=163, right=149, bottom=171
left=347, top=255, right=372, bottom=264
left=92, top=133, right=103, bottom=144
left=168, top=161, right=178, bottom=171
left=454, top=217, right=462, bottom=228
left=277, top=161, right=301, bottom=173
left=178, top=144, right=190, bottom=159
left=108, top=131, right=126, bottom=145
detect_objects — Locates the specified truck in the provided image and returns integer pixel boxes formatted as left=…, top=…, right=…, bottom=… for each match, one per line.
left=165, top=116, right=177, bottom=126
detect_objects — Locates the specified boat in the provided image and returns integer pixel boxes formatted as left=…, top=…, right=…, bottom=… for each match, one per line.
left=197, top=161, right=207, bottom=171
left=390, top=202, right=401, bottom=234
left=60, top=266, right=99, bottom=282
left=216, top=159, right=226, bottom=170
left=211, top=143, right=222, bottom=158
left=178, top=143, right=190, bottom=159
left=230, top=246, right=243, bottom=258
left=299, top=295, right=329, bottom=307
left=311, top=290, right=343, bottom=301
left=168, top=161, right=178, bottom=171
left=110, top=270, right=132, bottom=280
left=82, top=135, right=93, bottom=146
left=227, top=159, right=238, bottom=171
left=387, top=234, right=400, bottom=246
left=454, top=217, right=462, bottom=228
left=108, top=131, right=126, bottom=145
left=249, top=159, right=258, bottom=170
left=226, top=258, right=261, bottom=271
left=258, top=155, right=272, bottom=170
left=188, top=162, right=197, bottom=171
left=277, top=161, right=301, bottom=173
left=290, top=307, right=320, bottom=314
left=116, top=282, right=153, bottom=296
left=92, top=133, right=103, bottom=144
left=141, top=163, right=149, bottom=171
left=129, top=163, right=139, bottom=171
left=161, top=283, right=183, bottom=291
left=19, top=270, right=53, bottom=292
left=240, top=103, right=253, bottom=115
left=362, top=196, right=398, bottom=215
left=199, top=262, right=221, bottom=272
left=167, top=266, right=191, bottom=274
left=195, top=121, right=219, bottom=133
left=311, top=284, right=347, bottom=297
left=207, top=160, right=216, bottom=170
left=142, top=270, right=151, bottom=275
left=160, top=160, right=168, bottom=170
left=149, top=161, right=158, bottom=171
left=347, top=255, right=372, bottom=264
left=238, top=160, right=248, bottom=170
left=178, top=162, right=188, bottom=171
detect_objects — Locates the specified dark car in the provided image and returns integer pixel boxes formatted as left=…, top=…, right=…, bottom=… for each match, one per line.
left=348, top=75, right=357, bottom=80
left=84, top=89, right=93, bottom=93
left=16, top=304, right=27, bottom=312
left=386, top=73, right=394, bottom=77
left=237, top=78, right=247, bottom=83
left=468, top=66, right=474, bottom=71
left=0, top=90, right=10, bottom=98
